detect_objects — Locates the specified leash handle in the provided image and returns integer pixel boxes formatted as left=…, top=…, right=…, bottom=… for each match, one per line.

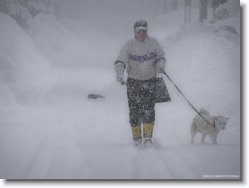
left=160, top=69, right=214, bottom=127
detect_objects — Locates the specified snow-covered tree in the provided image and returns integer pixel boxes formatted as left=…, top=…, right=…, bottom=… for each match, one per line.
left=199, top=0, right=207, bottom=23
left=212, top=0, right=227, bottom=19
left=152, top=0, right=160, bottom=18
left=0, top=0, right=60, bottom=30
left=168, top=0, right=178, bottom=11
left=25, top=0, right=42, bottom=18
left=214, top=2, right=231, bottom=20
left=212, top=0, right=227, bottom=9
left=7, top=0, right=31, bottom=30
left=163, top=0, right=168, bottom=14
left=184, top=0, right=191, bottom=23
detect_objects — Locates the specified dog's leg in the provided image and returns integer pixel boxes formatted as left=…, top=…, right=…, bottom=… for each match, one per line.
left=191, top=135, right=195, bottom=143
left=190, top=122, right=197, bottom=143
left=209, top=134, right=218, bottom=145
left=201, top=134, right=207, bottom=144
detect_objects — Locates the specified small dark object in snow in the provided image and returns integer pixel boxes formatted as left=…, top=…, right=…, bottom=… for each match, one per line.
left=88, top=94, right=105, bottom=100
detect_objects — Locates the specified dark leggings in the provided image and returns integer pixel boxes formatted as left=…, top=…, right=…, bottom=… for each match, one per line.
left=126, top=77, right=156, bottom=126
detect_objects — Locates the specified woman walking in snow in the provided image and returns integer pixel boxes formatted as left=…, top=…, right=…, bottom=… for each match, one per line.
left=114, top=20, right=166, bottom=146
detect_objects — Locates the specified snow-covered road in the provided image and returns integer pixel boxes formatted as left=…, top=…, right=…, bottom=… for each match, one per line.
left=0, top=61, right=240, bottom=179
left=0, top=6, right=241, bottom=180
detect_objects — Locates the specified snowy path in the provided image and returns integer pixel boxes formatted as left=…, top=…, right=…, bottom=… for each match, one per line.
left=0, top=1, right=241, bottom=180
left=0, top=59, right=240, bottom=179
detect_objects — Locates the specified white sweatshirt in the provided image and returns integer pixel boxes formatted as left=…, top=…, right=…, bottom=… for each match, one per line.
left=115, top=36, right=166, bottom=80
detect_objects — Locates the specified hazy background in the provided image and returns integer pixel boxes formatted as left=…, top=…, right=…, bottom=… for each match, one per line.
left=57, top=0, right=240, bottom=33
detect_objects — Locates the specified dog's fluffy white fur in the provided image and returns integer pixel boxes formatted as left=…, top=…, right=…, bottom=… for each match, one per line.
left=191, top=108, right=229, bottom=145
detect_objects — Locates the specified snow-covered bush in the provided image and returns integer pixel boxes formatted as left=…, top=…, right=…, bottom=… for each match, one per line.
left=8, top=1, right=31, bottom=30
left=215, top=3, right=232, bottom=20
left=0, top=0, right=59, bottom=30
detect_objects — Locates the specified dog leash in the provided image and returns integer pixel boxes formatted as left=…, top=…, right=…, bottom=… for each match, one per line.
left=161, top=69, right=215, bottom=127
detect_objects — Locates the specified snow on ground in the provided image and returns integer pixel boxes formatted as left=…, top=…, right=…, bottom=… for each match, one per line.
left=0, top=8, right=241, bottom=180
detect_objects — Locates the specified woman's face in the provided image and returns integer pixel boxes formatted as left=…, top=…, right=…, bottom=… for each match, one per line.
left=134, top=29, right=147, bottom=42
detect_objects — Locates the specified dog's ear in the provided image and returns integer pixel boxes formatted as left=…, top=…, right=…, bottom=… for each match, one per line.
left=226, top=117, right=230, bottom=120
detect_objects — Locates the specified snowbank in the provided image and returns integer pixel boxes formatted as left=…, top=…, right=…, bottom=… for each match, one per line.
left=0, top=13, right=49, bottom=83
left=0, top=13, right=51, bottom=107
left=27, top=14, right=85, bottom=61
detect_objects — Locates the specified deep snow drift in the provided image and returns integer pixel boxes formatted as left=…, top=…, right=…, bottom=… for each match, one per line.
left=0, top=7, right=240, bottom=180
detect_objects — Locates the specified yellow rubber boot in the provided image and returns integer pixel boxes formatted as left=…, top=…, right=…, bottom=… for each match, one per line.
left=143, top=123, right=154, bottom=145
left=131, top=126, right=142, bottom=145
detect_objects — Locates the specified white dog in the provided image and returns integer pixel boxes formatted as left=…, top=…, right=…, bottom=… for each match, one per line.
left=190, top=108, right=229, bottom=145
